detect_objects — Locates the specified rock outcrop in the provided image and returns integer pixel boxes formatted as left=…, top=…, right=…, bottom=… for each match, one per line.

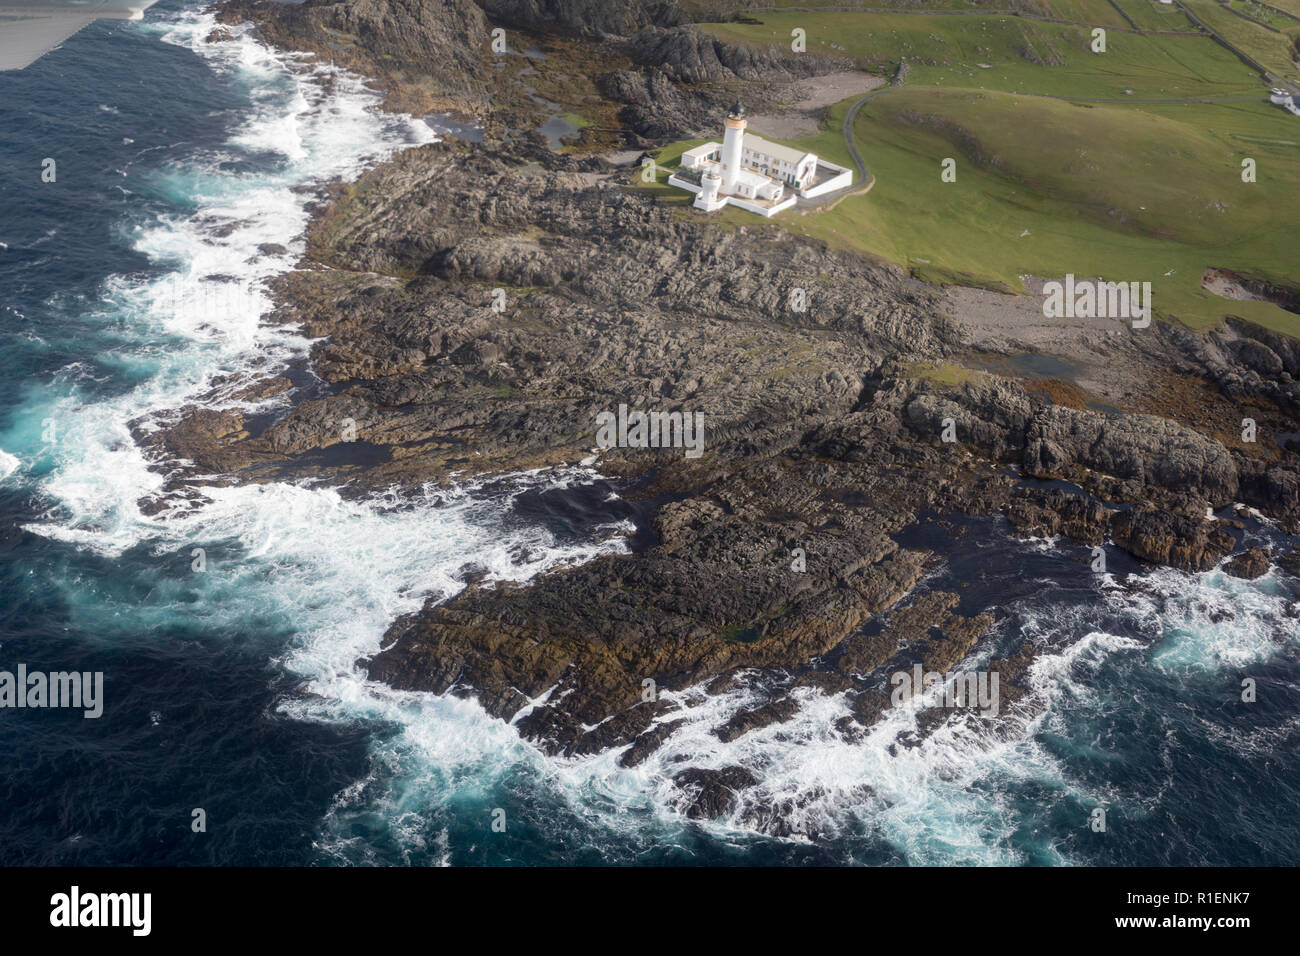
left=628, top=25, right=850, bottom=83
left=216, top=0, right=494, bottom=113
left=1224, top=546, right=1271, bottom=579
left=475, top=0, right=685, bottom=36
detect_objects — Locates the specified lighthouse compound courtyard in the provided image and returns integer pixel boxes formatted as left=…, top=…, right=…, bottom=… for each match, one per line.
left=667, top=102, right=855, bottom=217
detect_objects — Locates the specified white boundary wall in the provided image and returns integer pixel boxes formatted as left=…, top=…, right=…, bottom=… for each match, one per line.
left=800, top=161, right=854, bottom=198
left=728, top=194, right=797, bottom=217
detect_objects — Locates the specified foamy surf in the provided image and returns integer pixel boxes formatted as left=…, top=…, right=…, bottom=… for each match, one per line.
left=500, top=533, right=1295, bottom=864
left=1104, top=564, right=1298, bottom=672
left=20, top=11, right=438, bottom=556
left=547, top=605, right=1086, bottom=865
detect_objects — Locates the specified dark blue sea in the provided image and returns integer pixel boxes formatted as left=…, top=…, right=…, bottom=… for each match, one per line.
left=0, top=1, right=1297, bottom=866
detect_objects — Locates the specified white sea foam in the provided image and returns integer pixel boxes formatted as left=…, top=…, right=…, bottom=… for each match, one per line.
left=22, top=13, right=437, bottom=555
left=535, top=667, right=1069, bottom=865
left=1104, top=565, right=1297, bottom=671
left=300, top=519, right=1295, bottom=865
left=0, top=449, right=20, bottom=480
left=523, top=554, right=1294, bottom=862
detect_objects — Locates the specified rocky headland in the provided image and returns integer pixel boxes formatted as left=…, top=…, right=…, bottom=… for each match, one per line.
left=150, top=0, right=1300, bottom=817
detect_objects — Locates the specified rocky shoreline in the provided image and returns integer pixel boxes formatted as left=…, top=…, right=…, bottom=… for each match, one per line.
left=147, top=0, right=1300, bottom=815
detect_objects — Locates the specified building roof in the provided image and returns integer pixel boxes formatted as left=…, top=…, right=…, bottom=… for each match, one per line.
left=682, top=143, right=721, bottom=159
left=741, top=134, right=814, bottom=167
left=732, top=167, right=775, bottom=190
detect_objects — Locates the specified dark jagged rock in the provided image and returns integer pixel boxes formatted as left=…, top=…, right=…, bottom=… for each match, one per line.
left=599, top=67, right=745, bottom=141
left=141, top=135, right=953, bottom=491
left=713, top=697, right=799, bottom=743
left=1006, top=487, right=1112, bottom=543
left=1111, top=507, right=1236, bottom=572
left=1236, top=460, right=1300, bottom=531
left=216, top=0, right=493, bottom=114
left=1024, top=406, right=1239, bottom=504
left=923, top=610, right=995, bottom=676
left=364, top=500, right=935, bottom=756
left=475, top=0, right=684, bottom=36
left=849, top=688, right=891, bottom=729
left=837, top=628, right=900, bottom=677
left=898, top=376, right=1240, bottom=505
left=1224, top=546, right=1272, bottom=579
left=619, top=719, right=685, bottom=768
left=672, top=766, right=757, bottom=819
left=837, top=591, right=992, bottom=682
left=628, top=25, right=850, bottom=83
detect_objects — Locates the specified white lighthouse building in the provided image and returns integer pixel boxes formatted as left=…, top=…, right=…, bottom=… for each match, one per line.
left=666, top=101, right=855, bottom=217
left=721, top=100, right=747, bottom=193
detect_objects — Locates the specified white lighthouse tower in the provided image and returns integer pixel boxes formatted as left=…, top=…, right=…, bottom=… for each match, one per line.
left=720, top=101, right=746, bottom=193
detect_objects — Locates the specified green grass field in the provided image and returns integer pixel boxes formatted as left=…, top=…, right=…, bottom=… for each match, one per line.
left=665, top=8, right=1300, bottom=335
left=1261, top=0, right=1300, bottom=19
left=1110, top=0, right=1201, bottom=32
left=1225, top=0, right=1299, bottom=30
left=704, top=11, right=1266, bottom=97
left=682, top=0, right=1183, bottom=25
left=1182, top=0, right=1300, bottom=85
